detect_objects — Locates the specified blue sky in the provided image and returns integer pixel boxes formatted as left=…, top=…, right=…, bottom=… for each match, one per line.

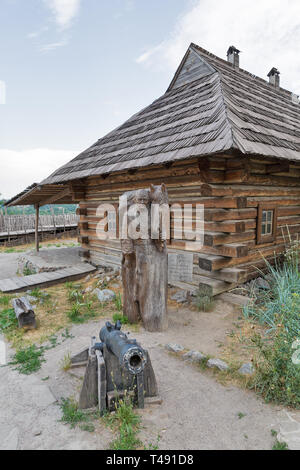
left=1, top=0, right=300, bottom=199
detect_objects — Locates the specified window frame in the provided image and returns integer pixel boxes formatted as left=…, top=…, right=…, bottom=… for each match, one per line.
left=257, top=203, right=278, bottom=245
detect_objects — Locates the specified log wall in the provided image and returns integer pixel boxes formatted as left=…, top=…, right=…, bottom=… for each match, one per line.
left=77, top=154, right=300, bottom=295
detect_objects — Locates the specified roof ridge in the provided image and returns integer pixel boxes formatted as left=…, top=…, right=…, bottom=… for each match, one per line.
left=190, top=43, right=298, bottom=100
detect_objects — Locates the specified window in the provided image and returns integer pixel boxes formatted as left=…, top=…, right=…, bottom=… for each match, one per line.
left=257, top=203, right=278, bottom=244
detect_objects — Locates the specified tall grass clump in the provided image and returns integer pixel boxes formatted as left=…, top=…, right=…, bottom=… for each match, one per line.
left=244, top=240, right=300, bottom=407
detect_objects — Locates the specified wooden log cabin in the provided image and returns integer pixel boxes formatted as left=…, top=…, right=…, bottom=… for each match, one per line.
left=6, top=43, right=300, bottom=296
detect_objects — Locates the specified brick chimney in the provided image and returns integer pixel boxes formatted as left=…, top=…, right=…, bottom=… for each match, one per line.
left=227, top=46, right=240, bottom=69
left=268, top=67, right=280, bottom=88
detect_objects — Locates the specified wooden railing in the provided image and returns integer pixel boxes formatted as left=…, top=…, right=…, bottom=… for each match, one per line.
left=0, top=213, right=79, bottom=235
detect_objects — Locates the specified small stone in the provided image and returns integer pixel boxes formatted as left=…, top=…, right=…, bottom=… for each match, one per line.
left=93, top=289, right=116, bottom=302
left=255, top=277, right=270, bottom=290
left=33, top=430, right=42, bottom=437
left=84, top=275, right=91, bottom=282
left=238, top=363, right=254, bottom=375
left=207, top=358, right=229, bottom=371
left=171, top=290, right=188, bottom=303
left=183, top=350, right=206, bottom=363
left=165, top=343, right=184, bottom=353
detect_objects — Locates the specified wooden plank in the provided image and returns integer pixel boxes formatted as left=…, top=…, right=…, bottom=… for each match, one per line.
left=0, top=264, right=96, bottom=293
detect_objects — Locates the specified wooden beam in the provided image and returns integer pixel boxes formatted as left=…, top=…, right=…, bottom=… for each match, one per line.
left=35, top=204, right=39, bottom=253
left=40, top=187, right=71, bottom=206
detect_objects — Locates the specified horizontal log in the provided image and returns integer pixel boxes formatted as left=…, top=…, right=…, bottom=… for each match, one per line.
left=204, top=231, right=255, bottom=246
left=168, top=241, right=248, bottom=258
left=194, top=266, right=247, bottom=283
left=200, top=184, right=300, bottom=197
left=204, top=208, right=257, bottom=222
left=197, top=276, right=236, bottom=297
left=225, top=169, right=249, bottom=183
left=267, top=161, right=289, bottom=174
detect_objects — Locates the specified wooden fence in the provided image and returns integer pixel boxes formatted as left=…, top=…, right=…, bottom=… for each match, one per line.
left=0, top=213, right=79, bottom=235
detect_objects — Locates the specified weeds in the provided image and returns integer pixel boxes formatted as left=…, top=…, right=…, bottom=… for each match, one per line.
left=272, top=440, right=289, bottom=450
left=195, top=292, right=214, bottom=312
left=0, top=308, right=18, bottom=332
left=114, top=293, right=123, bottom=312
left=112, top=313, right=129, bottom=325
left=0, top=295, right=10, bottom=306
left=106, top=397, right=142, bottom=450
left=60, top=352, right=72, bottom=371
left=60, top=398, right=88, bottom=428
left=9, top=345, right=46, bottom=374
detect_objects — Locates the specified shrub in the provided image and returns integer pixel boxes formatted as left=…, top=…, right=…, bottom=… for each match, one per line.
left=244, top=242, right=300, bottom=407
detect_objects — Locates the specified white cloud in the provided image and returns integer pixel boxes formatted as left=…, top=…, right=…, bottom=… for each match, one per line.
left=44, top=0, right=81, bottom=29
left=136, top=0, right=300, bottom=94
left=40, top=40, right=68, bottom=52
left=0, top=149, right=78, bottom=200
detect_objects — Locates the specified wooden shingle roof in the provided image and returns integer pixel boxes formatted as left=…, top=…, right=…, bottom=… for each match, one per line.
left=39, top=43, right=300, bottom=185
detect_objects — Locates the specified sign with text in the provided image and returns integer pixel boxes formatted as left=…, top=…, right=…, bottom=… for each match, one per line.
left=168, top=252, right=193, bottom=284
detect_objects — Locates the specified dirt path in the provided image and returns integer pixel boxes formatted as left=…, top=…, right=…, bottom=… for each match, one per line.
left=0, top=316, right=291, bottom=450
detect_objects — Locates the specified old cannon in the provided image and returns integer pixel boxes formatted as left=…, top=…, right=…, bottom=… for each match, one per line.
left=71, top=321, right=158, bottom=413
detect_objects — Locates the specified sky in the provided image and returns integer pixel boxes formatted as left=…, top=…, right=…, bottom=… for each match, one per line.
left=1, top=0, right=300, bottom=199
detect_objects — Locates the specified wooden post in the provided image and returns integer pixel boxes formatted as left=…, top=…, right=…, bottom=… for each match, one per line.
left=35, top=204, right=40, bottom=252
left=121, top=184, right=168, bottom=332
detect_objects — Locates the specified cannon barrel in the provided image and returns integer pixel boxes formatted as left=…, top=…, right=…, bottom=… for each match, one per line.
left=99, top=321, right=147, bottom=375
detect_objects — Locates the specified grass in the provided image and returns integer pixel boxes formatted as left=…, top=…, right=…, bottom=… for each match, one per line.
left=104, top=395, right=161, bottom=450
left=60, top=352, right=71, bottom=371
left=0, top=295, right=10, bottom=306
left=272, top=440, right=289, bottom=450
left=9, top=345, right=46, bottom=374
left=112, top=312, right=129, bottom=325
left=0, top=307, right=18, bottom=332
left=104, top=397, right=142, bottom=450
left=114, top=293, right=123, bottom=312
left=60, top=398, right=89, bottom=428
left=242, top=241, right=300, bottom=408
left=195, top=292, right=214, bottom=312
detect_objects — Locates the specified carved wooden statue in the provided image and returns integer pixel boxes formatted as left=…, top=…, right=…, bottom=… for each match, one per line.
left=121, top=184, right=168, bottom=332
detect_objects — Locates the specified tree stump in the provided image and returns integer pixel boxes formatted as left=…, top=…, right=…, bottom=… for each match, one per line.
left=121, top=184, right=168, bottom=332
left=12, top=297, right=37, bottom=330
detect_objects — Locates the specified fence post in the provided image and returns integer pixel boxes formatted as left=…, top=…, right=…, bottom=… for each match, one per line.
left=35, top=204, right=40, bottom=252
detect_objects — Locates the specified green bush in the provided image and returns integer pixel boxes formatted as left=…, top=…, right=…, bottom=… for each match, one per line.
left=244, top=243, right=300, bottom=407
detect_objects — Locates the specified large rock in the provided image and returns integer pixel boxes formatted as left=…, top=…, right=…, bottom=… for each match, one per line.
left=255, top=277, right=270, bottom=290
left=183, top=350, right=206, bottom=363
left=93, top=289, right=116, bottom=303
left=165, top=343, right=184, bottom=353
left=171, top=290, right=189, bottom=304
left=207, top=358, right=229, bottom=371
left=238, top=363, right=254, bottom=375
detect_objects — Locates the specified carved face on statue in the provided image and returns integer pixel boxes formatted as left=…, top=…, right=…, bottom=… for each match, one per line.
left=149, top=184, right=168, bottom=205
